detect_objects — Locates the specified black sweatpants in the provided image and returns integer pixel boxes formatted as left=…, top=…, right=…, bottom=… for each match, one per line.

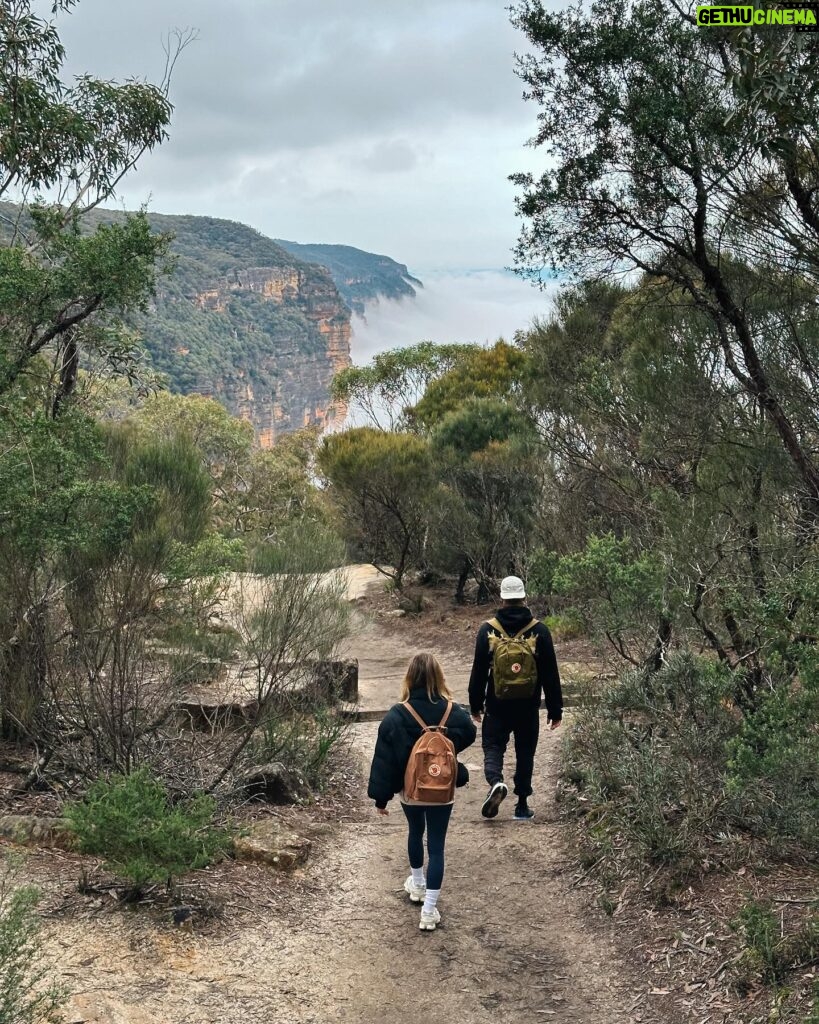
left=482, top=712, right=540, bottom=798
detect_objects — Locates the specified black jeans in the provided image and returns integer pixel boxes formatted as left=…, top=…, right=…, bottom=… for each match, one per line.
left=482, top=712, right=540, bottom=798
left=401, top=803, right=453, bottom=889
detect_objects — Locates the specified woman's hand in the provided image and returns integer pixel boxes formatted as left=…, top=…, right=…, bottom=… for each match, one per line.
left=375, top=806, right=389, bottom=816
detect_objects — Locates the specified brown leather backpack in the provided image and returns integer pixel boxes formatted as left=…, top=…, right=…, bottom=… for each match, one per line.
left=402, top=701, right=457, bottom=803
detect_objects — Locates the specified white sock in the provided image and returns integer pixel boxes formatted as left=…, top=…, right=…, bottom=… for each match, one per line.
left=411, top=867, right=425, bottom=887
left=422, top=889, right=441, bottom=915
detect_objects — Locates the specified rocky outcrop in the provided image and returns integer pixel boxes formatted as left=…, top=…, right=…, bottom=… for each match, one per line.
left=126, top=212, right=358, bottom=446
left=238, top=762, right=312, bottom=805
left=189, top=264, right=351, bottom=446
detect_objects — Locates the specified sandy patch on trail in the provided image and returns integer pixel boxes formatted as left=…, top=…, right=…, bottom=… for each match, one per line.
left=219, top=564, right=385, bottom=622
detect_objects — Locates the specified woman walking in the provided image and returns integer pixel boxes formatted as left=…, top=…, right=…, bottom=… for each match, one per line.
left=368, top=652, right=476, bottom=931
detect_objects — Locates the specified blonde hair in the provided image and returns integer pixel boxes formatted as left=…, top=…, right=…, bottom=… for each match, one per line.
left=400, top=652, right=452, bottom=703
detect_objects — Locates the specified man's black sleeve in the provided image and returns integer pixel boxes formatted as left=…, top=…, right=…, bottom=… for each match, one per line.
left=468, top=624, right=491, bottom=714
left=537, top=625, right=563, bottom=721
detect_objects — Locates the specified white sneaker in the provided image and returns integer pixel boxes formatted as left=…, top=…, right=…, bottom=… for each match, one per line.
left=404, top=876, right=426, bottom=903
left=419, top=907, right=441, bottom=931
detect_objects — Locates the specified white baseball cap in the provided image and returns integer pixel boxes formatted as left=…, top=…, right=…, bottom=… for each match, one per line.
left=500, top=575, right=526, bottom=600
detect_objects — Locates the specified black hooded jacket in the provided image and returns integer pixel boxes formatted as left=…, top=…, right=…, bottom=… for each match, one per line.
left=367, top=688, right=477, bottom=809
left=468, top=605, right=563, bottom=721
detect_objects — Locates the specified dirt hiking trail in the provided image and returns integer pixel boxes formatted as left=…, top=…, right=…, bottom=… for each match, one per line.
left=40, top=596, right=641, bottom=1024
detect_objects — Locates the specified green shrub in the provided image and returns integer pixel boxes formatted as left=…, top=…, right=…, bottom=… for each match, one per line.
left=727, top=650, right=819, bottom=853
left=527, top=548, right=559, bottom=598
left=258, top=705, right=350, bottom=790
left=0, top=859, right=65, bottom=1024
left=552, top=534, right=668, bottom=664
left=562, top=652, right=740, bottom=888
left=734, top=900, right=819, bottom=987
left=65, top=770, right=230, bottom=892
left=563, top=648, right=819, bottom=900
left=543, top=609, right=585, bottom=640
left=734, top=901, right=782, bottom=984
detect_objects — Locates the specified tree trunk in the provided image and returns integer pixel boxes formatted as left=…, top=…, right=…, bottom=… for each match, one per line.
left=647, top=614, right=673, bottom=674
left=51, top=329, right=80, bottom=418
left=454, top=563, right=470, bottom=605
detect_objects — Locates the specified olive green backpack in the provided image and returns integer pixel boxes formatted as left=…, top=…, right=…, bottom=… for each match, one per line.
left=487, top=617, right=539, bottom=699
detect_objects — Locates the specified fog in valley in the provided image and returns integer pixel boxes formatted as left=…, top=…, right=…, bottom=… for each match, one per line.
left=350, top=269, right=558, bottom=361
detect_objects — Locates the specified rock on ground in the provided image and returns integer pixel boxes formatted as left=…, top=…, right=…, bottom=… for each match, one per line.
left=238, top=761, right=312, bottom=805
left=232, top=819, right=311, bottom=871
left=0, top=814, right=74, bottom=849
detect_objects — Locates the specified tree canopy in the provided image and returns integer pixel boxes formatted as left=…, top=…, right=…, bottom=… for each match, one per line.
left=0, top=0, right=184, bottom=410
left=511, top=0, right=819, bottom=518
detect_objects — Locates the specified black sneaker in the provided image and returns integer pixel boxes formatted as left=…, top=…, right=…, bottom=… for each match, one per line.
left=481, top=781, right=508, bottom=818
left=513, top=801, right=535, bottom=821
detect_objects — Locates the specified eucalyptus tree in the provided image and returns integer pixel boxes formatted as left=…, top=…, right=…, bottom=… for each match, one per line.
left=330, top=341, right=470, bottom=431
left=511, top=0, right=819, bottom=519
left=0, top=0, right=190, bottom=411
left=0, top=0, right=187, bottom=739
left=318, top=426, right=442, bottom=588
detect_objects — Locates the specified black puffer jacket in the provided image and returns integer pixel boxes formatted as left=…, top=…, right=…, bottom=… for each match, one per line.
left=468, top=605, right=563, bottom=721
left=367, top=688, right=477, bottom=809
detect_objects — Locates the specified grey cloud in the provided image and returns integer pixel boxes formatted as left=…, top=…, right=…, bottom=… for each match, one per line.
left=356, top=140, right=420, bottom=174
left=58, top=0, right=530, bottom=161
left=47, top=0, right=542, bottom=269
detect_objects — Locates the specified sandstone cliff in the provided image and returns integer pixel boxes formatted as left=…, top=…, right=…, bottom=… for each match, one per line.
left=191, top=265, right=351, bottom=445
left=134, top=214, right=353, bottom=446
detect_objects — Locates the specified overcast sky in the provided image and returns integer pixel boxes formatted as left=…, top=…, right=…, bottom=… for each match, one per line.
left=54, top=0, right=547, bottom=276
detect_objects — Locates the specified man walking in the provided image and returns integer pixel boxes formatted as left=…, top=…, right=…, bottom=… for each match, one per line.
left=468, top=575, right=562, bottom=820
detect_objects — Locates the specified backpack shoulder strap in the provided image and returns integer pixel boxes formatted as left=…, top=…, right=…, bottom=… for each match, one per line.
left=402, top=700, right=454, bottom=733
left=402, top=701, right=429, bottom=731
left=512, top=618, right=539, bottom=639
left=486, top=617, right=510, bottom=638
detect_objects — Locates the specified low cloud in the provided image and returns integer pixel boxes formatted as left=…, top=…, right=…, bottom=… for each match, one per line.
left=350, top=269, right=558, bottom=363
left=356, top=139, right=421, bottom=175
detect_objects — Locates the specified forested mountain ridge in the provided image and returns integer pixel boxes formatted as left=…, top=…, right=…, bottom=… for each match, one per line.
left=274, top=239, right=422, bottom=315
left=0, top=204, right=353, bottom=444
left=1, top=206, right=422, bottom=445
left=135, top=218, right=424, bottom=441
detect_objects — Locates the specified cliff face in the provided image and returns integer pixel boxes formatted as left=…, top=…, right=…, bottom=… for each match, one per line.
left=191, top=265, right=351, bottom=446
left=132, top=214, right=353, bottom=447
